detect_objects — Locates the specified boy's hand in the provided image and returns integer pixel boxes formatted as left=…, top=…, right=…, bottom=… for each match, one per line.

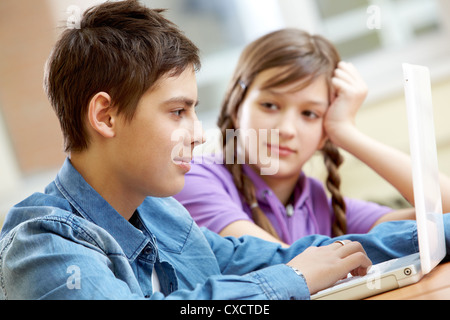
left=287, top=240, right=372, bottom=295
left=324, top=62, right=368, bottom=147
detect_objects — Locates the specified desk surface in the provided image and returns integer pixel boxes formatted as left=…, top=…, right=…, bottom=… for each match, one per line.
left=367, top=261, right=450, bottom=299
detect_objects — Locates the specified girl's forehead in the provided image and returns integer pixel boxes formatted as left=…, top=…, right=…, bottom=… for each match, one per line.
left=253, top=70, right=328, bottom=95
left=252, top=68, right=318, bottom=92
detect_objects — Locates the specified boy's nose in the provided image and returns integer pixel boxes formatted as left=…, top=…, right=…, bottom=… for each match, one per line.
left=191, top=118, right=206, bottom=147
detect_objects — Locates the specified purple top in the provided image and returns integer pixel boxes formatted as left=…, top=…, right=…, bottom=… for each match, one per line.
left=174, top=154, right=392, bottom=244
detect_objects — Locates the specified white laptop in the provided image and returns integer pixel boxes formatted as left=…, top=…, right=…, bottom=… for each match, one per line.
left=312, top=63, right=446, bottom=300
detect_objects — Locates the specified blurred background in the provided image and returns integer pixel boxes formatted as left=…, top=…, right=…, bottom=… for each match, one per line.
left=1, top=0, right=450, bottom=226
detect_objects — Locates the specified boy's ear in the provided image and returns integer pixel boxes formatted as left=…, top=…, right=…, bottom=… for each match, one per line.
left=87, top=92, right=116, bottom=139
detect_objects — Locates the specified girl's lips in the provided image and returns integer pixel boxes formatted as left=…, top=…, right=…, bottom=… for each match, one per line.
left=267, top=144, right=296, bottom=157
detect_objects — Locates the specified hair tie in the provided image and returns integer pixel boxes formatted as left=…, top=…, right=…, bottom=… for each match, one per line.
left=239, top=80, right=247, bottom=90
left=250, top=202, right=258, bottom=209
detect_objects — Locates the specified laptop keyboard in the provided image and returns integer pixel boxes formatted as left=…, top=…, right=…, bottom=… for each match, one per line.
left=319, top=253, right=420, bottom=293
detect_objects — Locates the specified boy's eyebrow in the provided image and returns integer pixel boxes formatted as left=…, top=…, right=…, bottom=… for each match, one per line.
left=163, top=97, right=199, bottom=108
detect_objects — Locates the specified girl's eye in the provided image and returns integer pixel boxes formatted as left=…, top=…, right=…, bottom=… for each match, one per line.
left=302, top=110, right=319, bottom=119
left=261, top=103, right=279, bottom=111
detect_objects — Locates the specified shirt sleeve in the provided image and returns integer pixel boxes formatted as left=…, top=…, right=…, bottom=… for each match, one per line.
left=0, top=219, right=146, bottom=300
left=150, top=264, right=310, bottom=300
left=0, top=215, right=311, bottom=300
left=344, top=197, right=393, bottom=234
left=149, top=227, right=313, bottom=300
left=174, top=161, right=252, bottom=233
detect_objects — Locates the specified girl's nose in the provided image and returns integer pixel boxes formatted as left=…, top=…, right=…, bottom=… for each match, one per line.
left=276, top=111, right=297, bottom=140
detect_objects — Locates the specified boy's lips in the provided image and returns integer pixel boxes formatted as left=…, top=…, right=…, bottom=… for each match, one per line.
left=173, top=157, right=192, bottom=172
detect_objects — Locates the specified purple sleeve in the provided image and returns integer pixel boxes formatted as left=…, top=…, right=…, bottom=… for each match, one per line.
left=344, top=197, right=393, bottom=234
left=174, top=160, right=252, bottom=234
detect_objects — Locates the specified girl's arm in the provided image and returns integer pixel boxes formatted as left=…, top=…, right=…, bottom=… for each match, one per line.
left=371, top=207, right=415, bottom=227
left=220, top=220, right=289, bottom=247
left=325, top=62, right=450, bottom=213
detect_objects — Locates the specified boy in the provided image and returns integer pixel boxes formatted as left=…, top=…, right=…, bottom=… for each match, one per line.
left=0, top=0, right=443, bottom=300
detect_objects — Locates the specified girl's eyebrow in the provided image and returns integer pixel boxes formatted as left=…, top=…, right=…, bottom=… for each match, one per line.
left=263, top=89, right=328, bottom=108
left=262, top=88, right=283, bottom=97
left=304, top=100, right=329, bottom=108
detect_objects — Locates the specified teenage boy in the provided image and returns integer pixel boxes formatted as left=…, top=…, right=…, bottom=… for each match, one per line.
left=0, top=0, right=445, bottom=300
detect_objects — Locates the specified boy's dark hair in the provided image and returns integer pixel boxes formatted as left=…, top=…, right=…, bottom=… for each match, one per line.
left=44, top=0, right=201, bottom=152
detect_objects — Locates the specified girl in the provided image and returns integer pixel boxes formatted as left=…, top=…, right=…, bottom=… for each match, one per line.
left=175, top=28, right=450, bottom=246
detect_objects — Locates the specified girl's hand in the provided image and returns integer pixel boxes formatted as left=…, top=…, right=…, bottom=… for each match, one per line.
left=324, top=62, right=368, bottom=147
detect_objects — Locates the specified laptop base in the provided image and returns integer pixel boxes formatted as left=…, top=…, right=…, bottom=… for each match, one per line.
left=312, top=253, right=422, bottom=300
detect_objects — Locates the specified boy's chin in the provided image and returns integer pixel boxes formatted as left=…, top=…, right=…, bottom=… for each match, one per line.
left=151, top=178, right=185, bottom=198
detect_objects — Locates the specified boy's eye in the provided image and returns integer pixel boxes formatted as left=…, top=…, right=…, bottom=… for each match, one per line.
left=172, top=109, right=185, bottom=117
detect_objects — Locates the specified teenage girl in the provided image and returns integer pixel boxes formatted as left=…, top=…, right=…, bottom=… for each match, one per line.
left=175, top=28, right=450, bottom=247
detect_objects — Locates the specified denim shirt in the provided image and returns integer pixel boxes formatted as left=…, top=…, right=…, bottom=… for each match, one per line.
left=0, top=159, right=444, bottom=300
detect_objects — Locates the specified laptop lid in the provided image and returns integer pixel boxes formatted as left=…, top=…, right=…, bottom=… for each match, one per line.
left=403, top=63, right=446, bottom=274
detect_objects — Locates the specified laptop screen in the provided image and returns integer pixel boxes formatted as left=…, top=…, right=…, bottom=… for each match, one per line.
left=403, top=63, right=446, bottom=274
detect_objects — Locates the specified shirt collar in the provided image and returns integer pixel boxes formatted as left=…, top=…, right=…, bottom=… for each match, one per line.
left=242, top=164, right=311, bottom=209
left=54, top=158, right=149, bottom=262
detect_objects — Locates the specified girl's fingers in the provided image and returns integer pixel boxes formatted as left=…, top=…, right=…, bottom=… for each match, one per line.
left=334, top=67, right=355, bottom=85
left=337, top=61, right=359, bottom=79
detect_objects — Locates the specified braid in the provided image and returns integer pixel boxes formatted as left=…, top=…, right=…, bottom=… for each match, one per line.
left=221, top=120, right=281, bottom=240
left=226, top=162, right=281, bottom=240
left=322, top=140, right=347, bottom=236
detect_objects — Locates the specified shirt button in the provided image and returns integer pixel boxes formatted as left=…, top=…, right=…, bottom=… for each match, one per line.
left=286, top=204, right=294, bottom=217
left=144, top=245, right=153, bottom=255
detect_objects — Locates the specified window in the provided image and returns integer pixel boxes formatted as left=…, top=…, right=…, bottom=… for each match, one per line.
left=315, top=0, right=442, bottom=59
left=280, top=0, right=450, bottom=101
left=144, top=0, right=450, bottom=120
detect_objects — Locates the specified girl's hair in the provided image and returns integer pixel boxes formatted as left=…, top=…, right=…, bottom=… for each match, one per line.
left=217, top=28, right=347, bottom=237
